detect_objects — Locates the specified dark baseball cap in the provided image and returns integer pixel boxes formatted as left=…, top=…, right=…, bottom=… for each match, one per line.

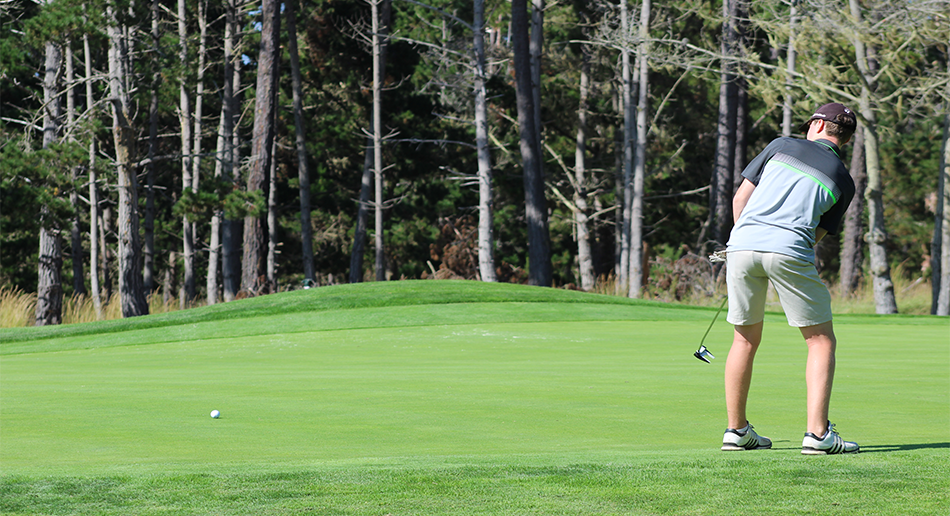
left=799, top=103, right=857, bottom=132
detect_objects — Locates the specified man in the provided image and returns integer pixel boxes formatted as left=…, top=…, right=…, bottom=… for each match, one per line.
left=720, top=103, right=860, bottom=455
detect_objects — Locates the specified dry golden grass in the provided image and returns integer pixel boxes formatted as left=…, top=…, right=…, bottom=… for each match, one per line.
left=0, top=288, right=194, bottom=328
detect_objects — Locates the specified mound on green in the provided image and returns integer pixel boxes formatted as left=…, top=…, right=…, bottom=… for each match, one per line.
left=2, top=281, right=947, bottom=515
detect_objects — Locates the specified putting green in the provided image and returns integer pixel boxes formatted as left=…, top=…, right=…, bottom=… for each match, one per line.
left=1, top=281, right=947, bottom=477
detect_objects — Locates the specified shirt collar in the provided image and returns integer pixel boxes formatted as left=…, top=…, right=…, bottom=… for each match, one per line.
left=814, top=138, right=841, bottom=159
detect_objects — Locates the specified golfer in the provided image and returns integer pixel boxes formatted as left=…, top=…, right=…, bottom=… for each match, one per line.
left=721, top=102, right=860, bottom=455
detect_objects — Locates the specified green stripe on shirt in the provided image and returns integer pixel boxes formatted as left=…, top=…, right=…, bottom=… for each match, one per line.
left=774, top=161, right=838, bottom=202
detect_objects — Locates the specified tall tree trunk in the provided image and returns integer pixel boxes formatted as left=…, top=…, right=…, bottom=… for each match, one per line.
left=350, top=145, right=373, bottom=283
left=613, top=83, right=623, bottom=279
left=934, top=109, right=950, bottom=315
left=36, top=40, right=64, bottom=326
left=65, top=40, right=87, bottom=297
left=371, top=0, right=392, bottom=281
left=177, top=0, right=196, bottom=302
left=628, top=0, right=650, bottom=299
left=618, top=0, right=634, bottom=291
left=191, top=0, right=208, bottom=299
left=372, top=0, right=384, bottom=281
left=530, top=0, right=543, bottom=162
left=351, top=0, right=391, bottom=283
left=144, top=0, right=160, bottom=294
left=711, top=0, right=738, bottom=248
left=474, top=0, right=496, bottom=282
left=267, top=137, right=279, bottom=293
left=512, top=0, right=551, bottom=286
left=242, top=0, right=281, bottom=295
left=861, top=113, right=898, bottom=313
left=781, top=0, right=797, bottom=137
left=108, top=3, right=149, bottom=317
left=101, top=205, right=114, bottom=300
left=850, top=0, right=897, bottom=314
left=208, top=107, right=225, bottom=305
left=840, top=125, right=866, bottom=297
left=286, top=0, right=315, bottom=285
left=36, top=227, right=63, bottom=326
left=222, top=0, right=242, bottom=302
left=574, top=47, right=594, bottom=291
left=732, top=0, right=749, bottom=189
left=84, top=28, right=101, bottom=319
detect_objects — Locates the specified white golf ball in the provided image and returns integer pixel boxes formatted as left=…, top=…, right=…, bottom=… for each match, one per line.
left=210, top=410, right=220, bottom=419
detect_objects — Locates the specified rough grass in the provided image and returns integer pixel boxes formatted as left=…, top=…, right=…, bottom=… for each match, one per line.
left=1, top=262, right=938, bottom=330
left=1, top=281, right=947, bottom=515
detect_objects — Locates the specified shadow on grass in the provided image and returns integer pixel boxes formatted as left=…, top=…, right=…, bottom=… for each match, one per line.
left=763, top=442, right=949, bottom=453
left=859, top=442, right=950, bottom=453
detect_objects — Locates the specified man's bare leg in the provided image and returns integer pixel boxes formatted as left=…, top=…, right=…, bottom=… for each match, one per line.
left=725, top=322, right=763, bottom=430
left=801, top=321, right=836, bottom=436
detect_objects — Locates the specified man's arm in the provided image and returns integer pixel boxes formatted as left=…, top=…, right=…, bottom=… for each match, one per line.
left=816, top=227, right=827, bottom=243
left=733, top=178, right=756, bottom=223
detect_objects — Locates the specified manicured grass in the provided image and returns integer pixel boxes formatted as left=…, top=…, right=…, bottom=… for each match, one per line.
left=2, top=281, right=948, bottom=514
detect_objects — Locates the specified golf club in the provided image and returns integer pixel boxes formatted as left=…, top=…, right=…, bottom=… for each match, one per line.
left=694, top=296, right=726, bottom=363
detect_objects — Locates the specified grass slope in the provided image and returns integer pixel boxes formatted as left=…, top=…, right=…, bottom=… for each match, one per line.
left=2, top=281, right=948, bottom=515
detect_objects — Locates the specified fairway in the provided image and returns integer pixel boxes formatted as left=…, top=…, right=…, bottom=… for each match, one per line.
left=2, top=281, right=948, bottom=514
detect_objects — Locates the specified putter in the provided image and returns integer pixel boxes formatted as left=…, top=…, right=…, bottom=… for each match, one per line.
left=694, top=296, right=727, bottom=363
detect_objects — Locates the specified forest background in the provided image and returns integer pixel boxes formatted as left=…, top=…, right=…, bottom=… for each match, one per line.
left=2, top=0, right=949, bottom=325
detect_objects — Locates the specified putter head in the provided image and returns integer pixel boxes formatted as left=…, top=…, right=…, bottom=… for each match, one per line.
left=694, top=345, right=715, bottom=363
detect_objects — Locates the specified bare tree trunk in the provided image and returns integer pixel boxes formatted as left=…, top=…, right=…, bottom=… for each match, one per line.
left=84, top=28, right=101, bottom=319
left=351, top=0, right=390, bottom=283
left=935, top=110, right=950, bottom=315
left=530, top=0, right=543, bottom=161
left=351, top=145, right=373, bottom=283
left=65, top=40, right=87, bottom=297
left=733, top=0, right=749, bottom=190
left=781, top=0, right=797, bottom=137
left=108, top=3, right=149, bottom=317
left=373, top=0, right=384, bottom=281
left=474, top=0, right=496, bottom=282
left=191, top=0, right=208, bottom=299
left=177, top=0, right=196, bottom=302
left=734, top=78, right=748, bottom=189
left=222, top=0, right=242, bottom=302
left=101, top=203, right=113, bottom=301
left=628, top=0, right=650, bottom=299
left=512, top=0, right=551, bottom=286
left=144, top=0, right=160, bottom=294
left=164, top=251, right=176, bottom=304
left=850, top=0, right=897, bottom=314
left=267, top=137, right=278, bottom=293
left=840, top=125, right=866, bottom=297
left=711, top=0, right=737, bottom=248
left=286, top=0, right=315, bottom=285
left=574, top=48, right=594, bottom=291
left=371, top=0, right=392, bottom=281
left=618, top=0, right=634, bottom=292
left=208, top=106, right=226, bottom=305
left=613, top=83, right=623, bottom=279
left=36, top=228, right=63, bottom=326
left=36, top=41, right=64, bottom=326
left=242, top=0, right=281, bottom=295
left=861, top=116, right=898, bottom=313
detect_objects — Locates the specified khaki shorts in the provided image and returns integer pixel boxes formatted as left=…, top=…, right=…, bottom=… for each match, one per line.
left=726, top=250, right=832, bottom=327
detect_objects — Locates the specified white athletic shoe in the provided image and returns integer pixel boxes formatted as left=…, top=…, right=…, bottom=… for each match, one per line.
left=802, top=421, right=860, bottom=455
left=722, top=423, right=772, bottom=451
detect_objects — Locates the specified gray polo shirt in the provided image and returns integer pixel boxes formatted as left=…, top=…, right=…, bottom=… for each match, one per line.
left=726, top=137, right=855, bottom=263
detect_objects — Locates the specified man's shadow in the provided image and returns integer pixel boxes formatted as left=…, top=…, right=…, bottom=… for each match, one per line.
left=859, top=442, right=950, bottom=453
